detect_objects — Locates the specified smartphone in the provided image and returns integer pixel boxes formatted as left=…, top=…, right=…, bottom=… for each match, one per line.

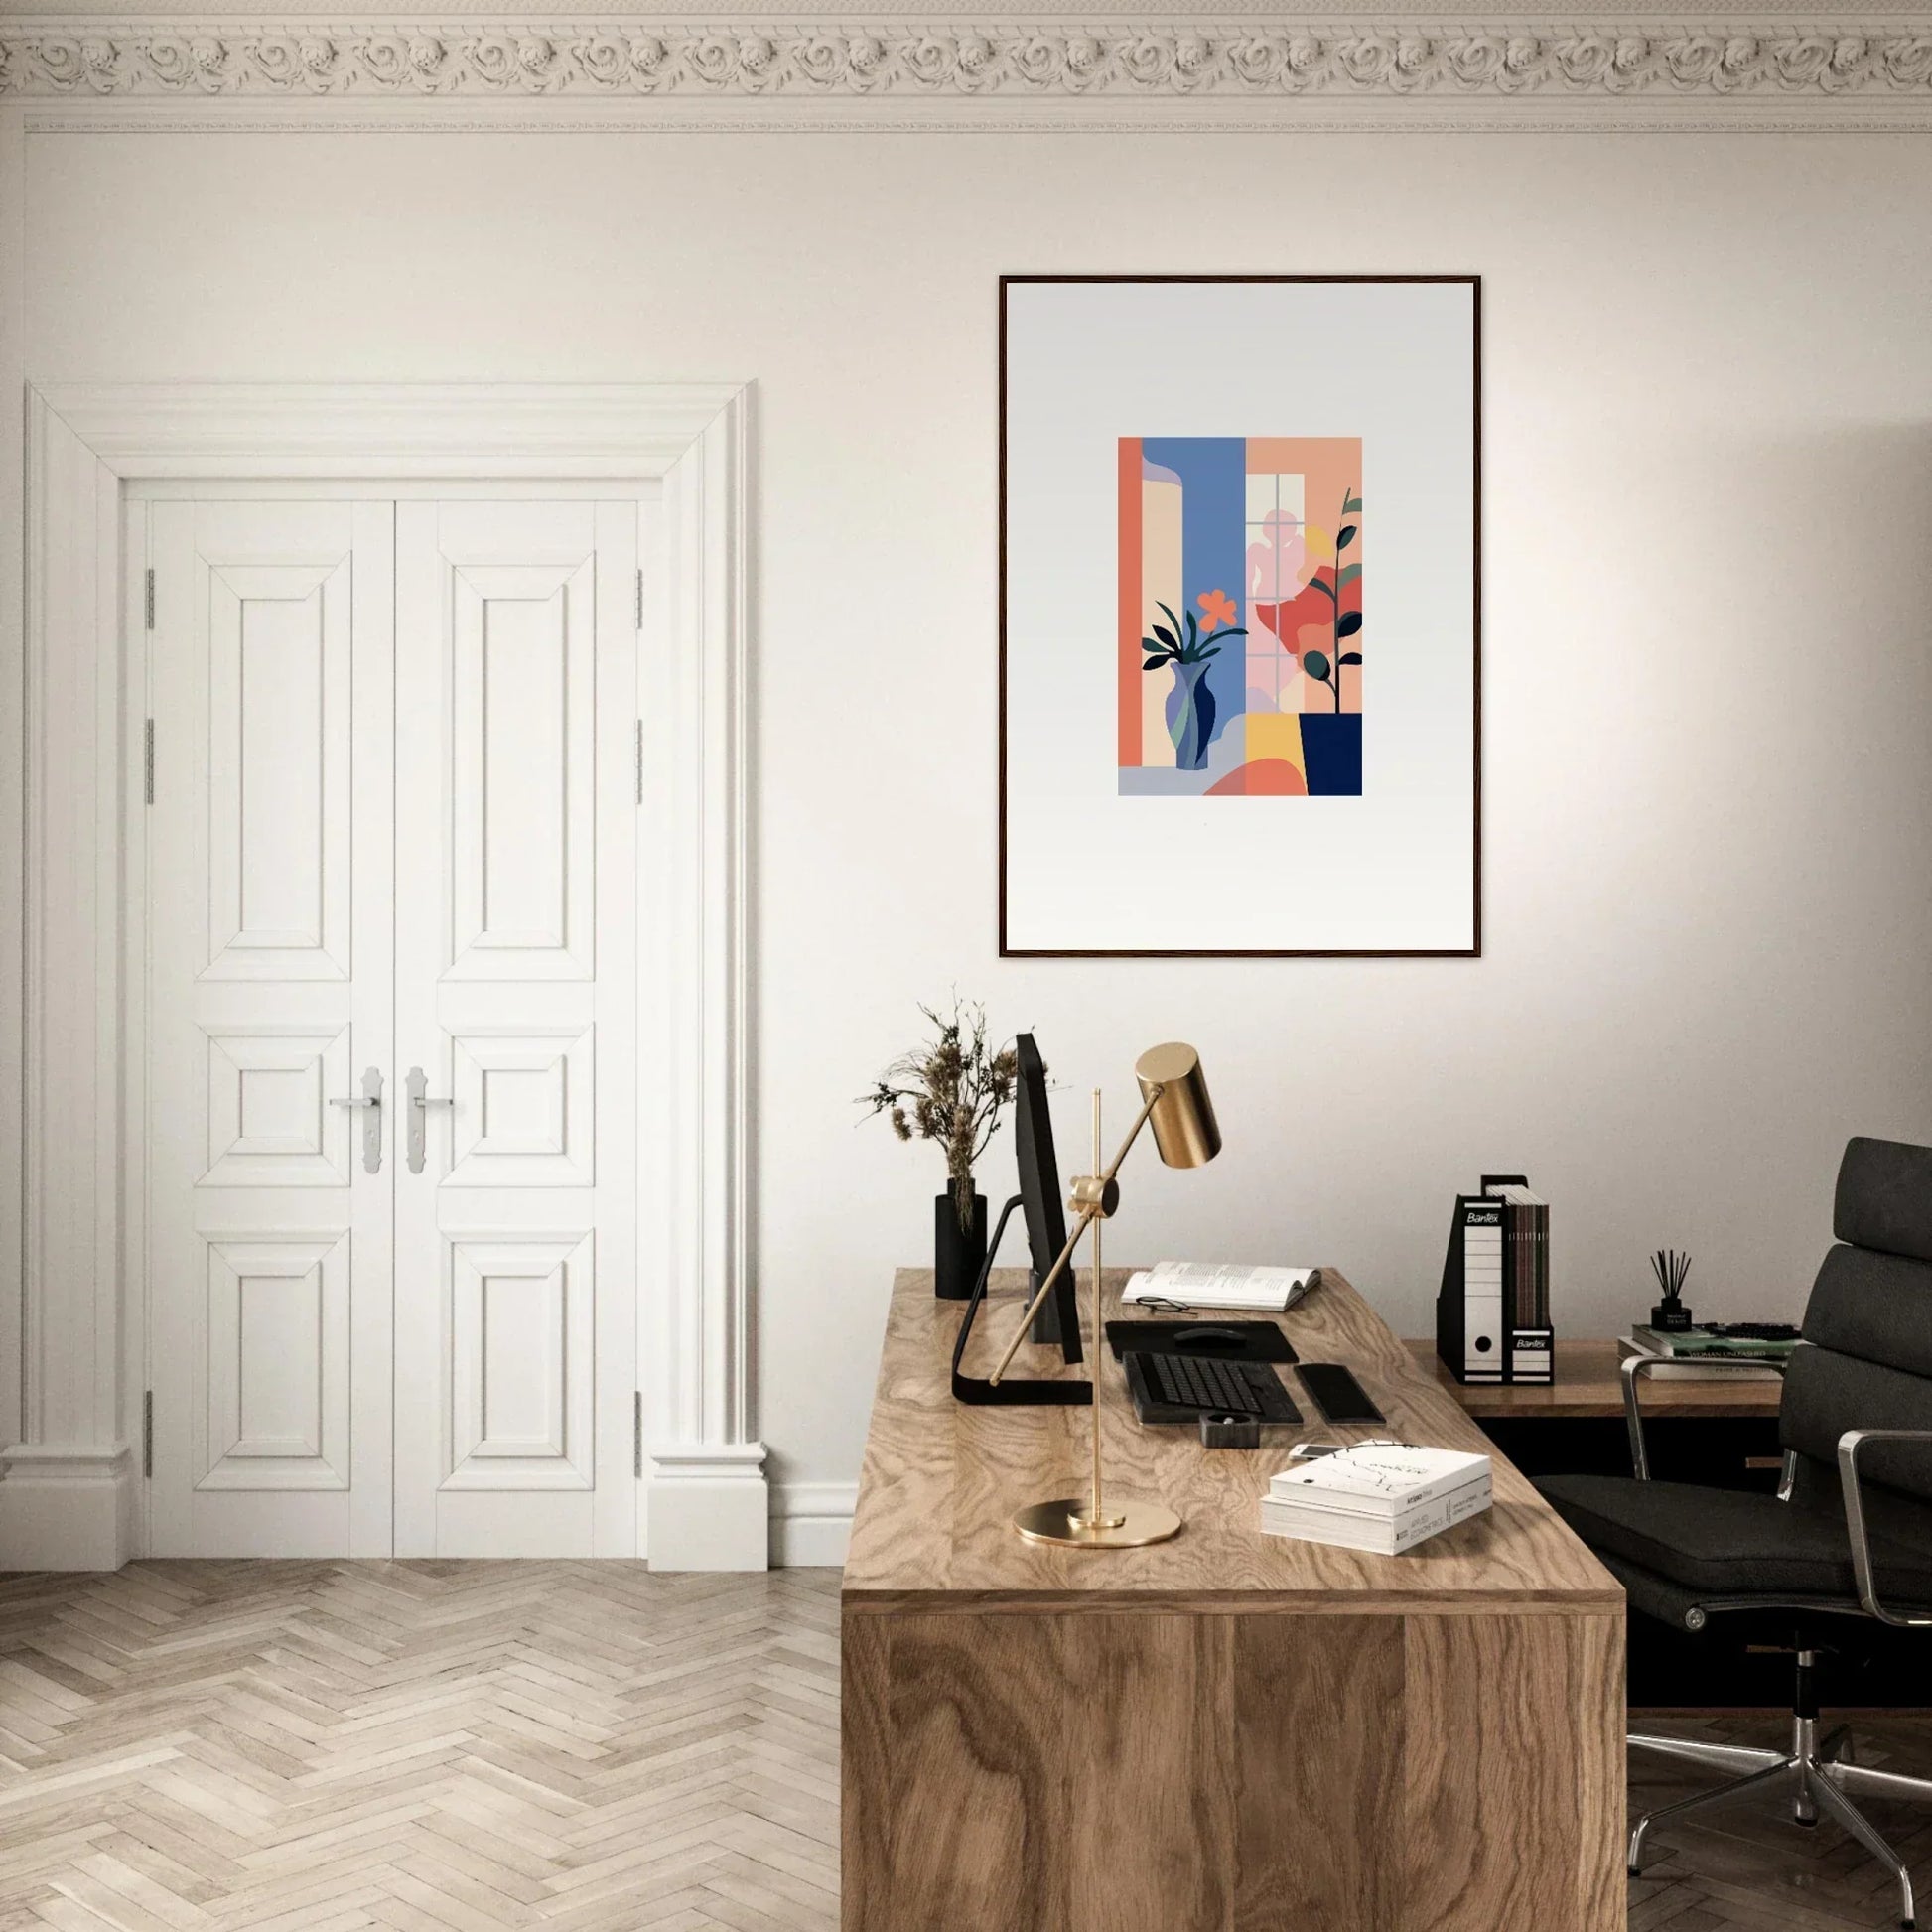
left=1297, top=1363, right=1385, bottom=1425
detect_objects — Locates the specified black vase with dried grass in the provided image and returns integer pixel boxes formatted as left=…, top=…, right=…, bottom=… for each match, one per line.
left=861, top=999, right=1020, bottom=1299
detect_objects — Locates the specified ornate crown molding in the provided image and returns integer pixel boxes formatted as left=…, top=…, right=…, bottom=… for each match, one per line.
left=4, top=16, right=1932, bottom=121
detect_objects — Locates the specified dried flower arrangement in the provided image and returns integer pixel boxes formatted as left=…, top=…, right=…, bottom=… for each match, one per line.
left=860, top=998, right=1020, bottom=1234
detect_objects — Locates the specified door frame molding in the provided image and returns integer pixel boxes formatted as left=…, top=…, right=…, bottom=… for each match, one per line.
left=3, top=381, right=764, bottom=1572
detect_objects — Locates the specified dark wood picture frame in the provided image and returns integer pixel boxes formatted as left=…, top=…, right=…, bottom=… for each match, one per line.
left=997, top=273, right=1482, bottom=959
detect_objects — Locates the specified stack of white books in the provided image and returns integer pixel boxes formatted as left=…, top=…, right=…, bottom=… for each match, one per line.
left=1260, top=1444, right=1493, bottom=1556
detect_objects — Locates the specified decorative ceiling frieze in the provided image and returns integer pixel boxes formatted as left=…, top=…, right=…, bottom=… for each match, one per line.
left=4, top=16, right=1930, bottom=122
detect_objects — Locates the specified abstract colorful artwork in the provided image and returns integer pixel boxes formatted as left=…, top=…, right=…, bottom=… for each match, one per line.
left=999, top=274, right=1478, bottom=956
left=1118, top=438, right=1362, bottom=797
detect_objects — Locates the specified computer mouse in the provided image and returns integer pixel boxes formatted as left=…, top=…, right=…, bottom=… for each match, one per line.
left=1173, top=1325, right=1246, bottom=1350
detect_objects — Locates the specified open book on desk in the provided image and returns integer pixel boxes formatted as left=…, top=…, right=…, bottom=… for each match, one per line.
left=1122, top=1261, right=1318, bottom=1313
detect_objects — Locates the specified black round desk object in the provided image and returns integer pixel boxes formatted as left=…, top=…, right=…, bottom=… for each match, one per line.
left=1173, top=1325, right=1246, bottom=1351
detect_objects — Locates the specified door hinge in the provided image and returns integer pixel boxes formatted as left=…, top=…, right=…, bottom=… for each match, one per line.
left=142, top=1391, right=154, bottom=1478
left=635, top=567, right=644, bottom=631
left=144, top=568, right=155, bottom=631
left=634, top=720, right=644, bottom=805
left=144, top=719, right=155, bottom=805
left=633, top=1392, right=643, bottom=1479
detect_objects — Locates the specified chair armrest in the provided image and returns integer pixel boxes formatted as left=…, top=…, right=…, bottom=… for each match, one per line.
left=1837, top=1429, right=1932, bottom=1628
left=1620, top=1351, right=1789, bottom=1481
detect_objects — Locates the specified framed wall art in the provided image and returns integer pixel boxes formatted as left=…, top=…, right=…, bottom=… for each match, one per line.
left=999, top=274, right=1480, bottom=957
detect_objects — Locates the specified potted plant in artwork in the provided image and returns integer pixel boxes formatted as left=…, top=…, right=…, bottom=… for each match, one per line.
left=1141, top=595, right=1247, bottom=772
left=861, top=999, right=1021, bottom=1299
left=1298, top=484, right=1364, bottom=792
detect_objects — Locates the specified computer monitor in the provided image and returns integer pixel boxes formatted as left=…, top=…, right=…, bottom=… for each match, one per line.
left=948, top=1031, right=1090, bottom=1406
left=1014, top=1034, right=1083, bottom=1362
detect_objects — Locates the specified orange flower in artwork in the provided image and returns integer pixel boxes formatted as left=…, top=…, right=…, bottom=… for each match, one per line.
left=1197, top=588, right=1239, bottom=633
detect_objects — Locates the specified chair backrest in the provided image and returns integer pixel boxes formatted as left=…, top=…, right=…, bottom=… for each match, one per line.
left=1781, top=1137, right=1932, bottom=1510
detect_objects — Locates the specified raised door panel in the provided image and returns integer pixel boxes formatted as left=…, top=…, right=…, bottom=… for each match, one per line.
left=146, top=499, right=394, bottom=1560
left=446, top=1028, right=594, bottom=1188
left=200, top=1232, right=350, bottom=1490
left=445, top=1232, right=594, bottom=1489
left=201, top=1025, right=353, bottom=1187
left=450, top=564, right=595, bottom=980
left=203, top=562, right=351, bottom=981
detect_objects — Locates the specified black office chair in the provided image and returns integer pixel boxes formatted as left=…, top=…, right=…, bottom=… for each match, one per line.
left=1538, top=1136, right=1932, bottom=1930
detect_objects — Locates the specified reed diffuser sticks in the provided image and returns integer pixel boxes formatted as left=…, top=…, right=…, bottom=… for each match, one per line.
left=1650, top=1249, right=1692, bottom=1303
left=1649, top=1248, right=1694, bottom=1330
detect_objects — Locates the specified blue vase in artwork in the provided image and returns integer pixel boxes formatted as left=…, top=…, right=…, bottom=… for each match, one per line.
left=1166, top=660, right=1217, bottom=772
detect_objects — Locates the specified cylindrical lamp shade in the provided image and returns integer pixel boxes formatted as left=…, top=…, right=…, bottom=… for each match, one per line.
left=1134, top=1042, right=1221, bottom=1169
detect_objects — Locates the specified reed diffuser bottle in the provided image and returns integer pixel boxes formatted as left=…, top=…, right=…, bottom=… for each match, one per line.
left=1650, top=1248, right=1694, bottom=1332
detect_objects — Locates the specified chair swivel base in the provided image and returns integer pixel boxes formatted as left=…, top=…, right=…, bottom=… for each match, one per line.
left=1629, top=1716, right=1931, bottom=1930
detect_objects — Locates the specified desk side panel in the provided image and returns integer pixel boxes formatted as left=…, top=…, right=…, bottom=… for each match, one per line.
left=840, top=1612, right=892, bottom=1924
left=1064, top=1613, right=1236, bottom=1929
left=843, top=1608, right=1069, bottom=1931
left=1402, top=1610, right=1626, bottom=1932
left=841, top=1603, right=1622, bottom=1932
left=1232, top=1614, right=1405, bottom=1931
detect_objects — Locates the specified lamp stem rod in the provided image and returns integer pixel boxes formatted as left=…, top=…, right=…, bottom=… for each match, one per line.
left=1101, top=1085, right=1163, bottom=1188
left=985, top=1084, right=1165, bottom=1387
left=1089, top=1089, right=1105, bottom=1529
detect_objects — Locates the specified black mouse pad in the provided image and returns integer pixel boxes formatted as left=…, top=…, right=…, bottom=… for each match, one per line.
left=1104, top=1319, right=1297, bottom=1364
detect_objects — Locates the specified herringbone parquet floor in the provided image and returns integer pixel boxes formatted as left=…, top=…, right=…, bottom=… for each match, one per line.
left=2, top=1562, right=1929, bottom=1930
left=0, top=1563, right=839, bottom=1932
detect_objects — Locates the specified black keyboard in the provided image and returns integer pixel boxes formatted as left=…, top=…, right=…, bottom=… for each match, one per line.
left=1129, top=1351, right=1303, bottom=1423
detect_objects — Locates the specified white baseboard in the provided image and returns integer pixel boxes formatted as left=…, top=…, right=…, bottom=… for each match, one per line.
left=645, top=1442, right=769, bottom=1571
left=0, top=1444, right=136, bottom=1571
left=771, top=1480, right=855, bottom=1568
left=0, top=1444, right=850, bottom=1574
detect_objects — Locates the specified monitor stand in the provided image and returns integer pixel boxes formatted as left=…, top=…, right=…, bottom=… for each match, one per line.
left=950, top=1196, right=1091, bottom=1407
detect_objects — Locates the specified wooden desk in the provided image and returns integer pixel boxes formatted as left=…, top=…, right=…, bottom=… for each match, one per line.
left=1407, top=1336, right=1785, bottom=1419
left=843, top=1269, right=1624, bottom=1932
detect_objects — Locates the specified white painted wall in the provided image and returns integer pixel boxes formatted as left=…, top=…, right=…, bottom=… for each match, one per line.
left=17, top=128, right=1932, bottom=1544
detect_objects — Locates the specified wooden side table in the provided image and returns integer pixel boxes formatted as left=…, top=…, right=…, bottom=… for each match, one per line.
left=1406, top=1337, right=1783, bottom=1419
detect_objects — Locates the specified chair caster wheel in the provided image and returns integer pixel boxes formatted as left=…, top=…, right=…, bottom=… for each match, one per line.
left=1627, top=1868, right=1641, bottom=1879
left=1795, top=1815, right=1818, bottom=1829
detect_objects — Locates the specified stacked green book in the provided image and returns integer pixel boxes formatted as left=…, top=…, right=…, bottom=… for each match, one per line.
left=1629, top=1325, right=1799, bottom=1362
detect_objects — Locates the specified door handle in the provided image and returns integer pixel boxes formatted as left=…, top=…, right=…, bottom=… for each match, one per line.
left=329, top=1066, right=384, bottom=1174
left=405, top=1065, right=455, bottom=1175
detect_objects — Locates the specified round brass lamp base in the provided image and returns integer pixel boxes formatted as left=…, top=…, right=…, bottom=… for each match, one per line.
left=1012, top=1496, right=1182, bottom=1549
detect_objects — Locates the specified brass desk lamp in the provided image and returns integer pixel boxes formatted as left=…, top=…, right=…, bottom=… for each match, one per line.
left=987, top=1041, right=1221, bottom=1549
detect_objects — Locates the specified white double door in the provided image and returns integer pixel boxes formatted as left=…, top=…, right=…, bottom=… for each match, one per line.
left=146, top=493, right=641, bottom=1558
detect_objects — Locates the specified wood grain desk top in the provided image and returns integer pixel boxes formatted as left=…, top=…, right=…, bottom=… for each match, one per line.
left=843, top=1267, right=1620, bottom=1615
left=1406, top=1337, right=1785, bottom=1419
